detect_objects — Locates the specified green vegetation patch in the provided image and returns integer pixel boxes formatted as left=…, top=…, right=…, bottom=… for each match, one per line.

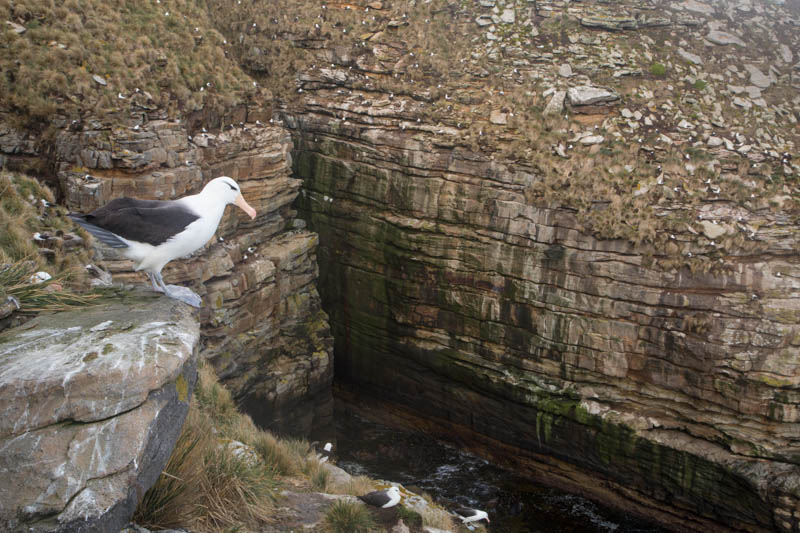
left=649, top=62, right=667, bottom=76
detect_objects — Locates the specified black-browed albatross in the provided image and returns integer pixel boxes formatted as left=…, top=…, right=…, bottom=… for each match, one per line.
left=68, top=176, right=256, bottom=307
left=357, top=486, right=401, bottom=508
left=454, top=507, right=490, bottom=524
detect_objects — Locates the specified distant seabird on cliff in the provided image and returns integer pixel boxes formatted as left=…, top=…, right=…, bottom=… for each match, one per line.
left=358, top=486, right=401, bottom=508
left=454, top=507, right=490, bottom=524
left=318, top=442, right=333, bottom=463
left=68, top=176, right=256, bottom=307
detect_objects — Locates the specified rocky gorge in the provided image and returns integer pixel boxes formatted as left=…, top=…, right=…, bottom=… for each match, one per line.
left=1, top=0, right=799, bottom=531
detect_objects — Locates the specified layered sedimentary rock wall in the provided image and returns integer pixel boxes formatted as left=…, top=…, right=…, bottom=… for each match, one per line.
left=292, top=102, right=799, bottom=531
left=285, top=0, right=800, bottom=526
left=52, top=115, right=333, bottom=436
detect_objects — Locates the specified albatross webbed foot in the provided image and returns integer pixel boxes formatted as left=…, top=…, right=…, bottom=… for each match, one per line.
left=147, top=272, right=165, bottom=293
left=149, top=272, right=202, bottom=307
left=164, top=284, right=203, bottom=308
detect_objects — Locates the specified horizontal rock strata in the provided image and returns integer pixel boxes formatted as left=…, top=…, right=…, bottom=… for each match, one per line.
left=289, top=93, right=800, bottom=531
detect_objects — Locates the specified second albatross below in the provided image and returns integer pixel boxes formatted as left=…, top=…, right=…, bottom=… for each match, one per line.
left=68, top=176, right=256, bottom=307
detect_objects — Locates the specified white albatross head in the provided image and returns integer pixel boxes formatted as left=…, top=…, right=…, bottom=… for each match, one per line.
left=202, top=176, right=257, bottom=219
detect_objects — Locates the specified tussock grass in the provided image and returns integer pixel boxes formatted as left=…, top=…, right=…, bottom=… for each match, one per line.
left=421, top=504, right=457, bottom=530
left=135, top=362, right=319, bottom=531
left=0, top=260, right=97, bottom=312
left=328, top=474, right=376, bottom=496
left=250, top=429, right=309, bottom=477
left=323, top=499, right=377, bottom=533
left=305, top=459, right=332, bottom=492
left=396, top=505, right=423, bottom=529
left=1, top=0, right=256, bottom=127
left=0, top=172, right=94, bottom=315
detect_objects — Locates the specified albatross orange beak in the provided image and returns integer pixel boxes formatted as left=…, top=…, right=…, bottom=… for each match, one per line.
left=234, top=194, right=257, bottom=219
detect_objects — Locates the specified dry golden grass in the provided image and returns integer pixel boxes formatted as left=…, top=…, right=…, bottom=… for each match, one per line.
left=135, top=365, right=278, bottom=531
left=421, top=505, right=457, bottom=531
left=135, top=363, right=325, bottom=531
left=327, top=474, right=375, bottom=496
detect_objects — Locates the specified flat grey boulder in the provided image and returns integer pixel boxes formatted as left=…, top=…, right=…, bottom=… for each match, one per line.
left=0, top=292, right=200, bottom=533
left=706, top=30, right=745, bottom=46
left=567, top=86, right=620, bottom=106
left=744, top=63, right=772, bottom=88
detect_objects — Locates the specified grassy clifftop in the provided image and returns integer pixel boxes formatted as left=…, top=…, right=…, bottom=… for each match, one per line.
left=1, top=0, right=257, bottom=126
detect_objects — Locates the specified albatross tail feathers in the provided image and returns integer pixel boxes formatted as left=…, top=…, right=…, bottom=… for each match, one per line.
left=68, top=215, right=129, bottom=248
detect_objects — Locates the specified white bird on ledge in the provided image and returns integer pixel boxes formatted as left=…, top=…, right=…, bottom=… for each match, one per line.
left=68, top=176, right=256, bottom=307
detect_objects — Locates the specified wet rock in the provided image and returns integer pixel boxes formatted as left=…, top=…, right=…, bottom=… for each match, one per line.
left=0, top=295, right=199, bottom=532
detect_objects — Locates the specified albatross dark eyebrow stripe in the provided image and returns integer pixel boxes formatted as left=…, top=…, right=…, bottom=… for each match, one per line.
left=224, top=180, right=238, bottom=191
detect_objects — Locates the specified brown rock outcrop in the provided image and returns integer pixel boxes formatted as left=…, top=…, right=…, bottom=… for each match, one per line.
left=0, top=294, right=199, bottom=532
left=55, top=118, right=334, bottom=437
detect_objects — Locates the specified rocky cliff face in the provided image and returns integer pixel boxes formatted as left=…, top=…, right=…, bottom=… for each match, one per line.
left=0, top=294, right=199, bottom=532
left=51, top=116, right=334, bottom=437
left=282, top=0, right=800, bottom=530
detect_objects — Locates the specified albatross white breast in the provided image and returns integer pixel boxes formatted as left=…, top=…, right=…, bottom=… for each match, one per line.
left=68, top=176, right=256, bottom=307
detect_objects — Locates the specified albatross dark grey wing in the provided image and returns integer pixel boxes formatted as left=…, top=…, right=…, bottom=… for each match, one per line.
left=68, top=216, right=129, bottom=248
left=358, top=490, right=392, bottom=507
left=68, top=197, right=200, bottom=247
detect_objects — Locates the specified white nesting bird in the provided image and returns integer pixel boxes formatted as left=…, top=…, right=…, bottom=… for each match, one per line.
left=68, top=176, right=256, bottom=307
left=358, top=486, right=401, bottom=508
left=454, top=507, right=490, bottom=524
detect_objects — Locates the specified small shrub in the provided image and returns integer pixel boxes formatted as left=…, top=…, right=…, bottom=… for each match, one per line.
left=650, top=62, right=666, bottom=77
left=693, top=79, right=707, bottom=90
left=323, top=500, right=377, bottom=533
left=396, top=505, right=423, bottom=529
